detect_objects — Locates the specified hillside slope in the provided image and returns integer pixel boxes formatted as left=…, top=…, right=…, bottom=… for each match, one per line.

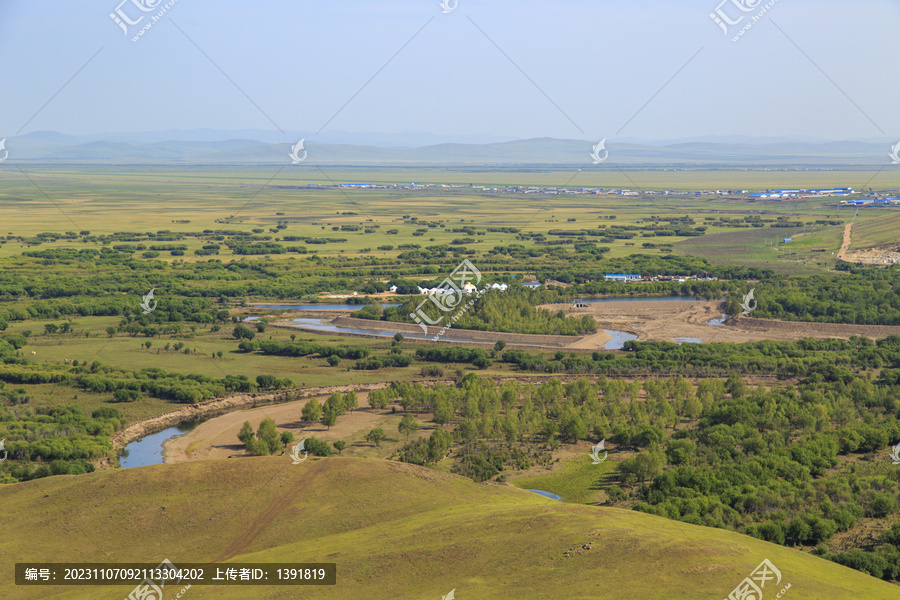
left=2, top=458, right=897, bottom=599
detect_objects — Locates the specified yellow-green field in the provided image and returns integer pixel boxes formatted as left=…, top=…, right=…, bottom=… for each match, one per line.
left=2, top=458, right=895, bottom=600
left=2, top=167, right=896, bottom=269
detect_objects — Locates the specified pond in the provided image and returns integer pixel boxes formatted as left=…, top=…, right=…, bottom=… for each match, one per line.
left=706, top=313, right=727, bottom=326
left=119, top=420, right=198, bottom=469
left=603, top=330, right=638, bottom=350
left=527, top=489, right=563, bottom=501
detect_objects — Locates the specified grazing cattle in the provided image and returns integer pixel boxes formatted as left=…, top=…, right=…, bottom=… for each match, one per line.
left=31, top=351, right=36, bottom=356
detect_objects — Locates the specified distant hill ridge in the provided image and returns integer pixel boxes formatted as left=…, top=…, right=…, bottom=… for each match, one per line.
left=3, top=130, right=897, bottom=166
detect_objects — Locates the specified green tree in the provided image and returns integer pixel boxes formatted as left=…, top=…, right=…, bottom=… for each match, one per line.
left=343, top=391, right=358, bottom=412
left=280, top=431, right=294, bottom=448
left=427, top=428, right=453, bottom=462
left=560, top=413, right=588, bottom=442
left=869, top=493, right=898, bottom=518
left=256, top=418, right=281, bottom=455
left=433, top=399, right=454, bottom=427
left=368, top=389, right=391, bottom=410
left=333, top=440, right=347, bottom=454
left=399, top=414, right=419, bottom=441
left=684, top=395, right=703, bottom=420
left=620, top=446, right=665, bottom=485
left=325, top=392, right=345, bottom=416
left=238, top=421, right=254, bottom=446
left=366, top=428, right=387, bottom=447
left=322, top=406, right=337, bottom=430
left=301, top=398, right=322, bottom=423
left=725, top=372, right=748, bottom=399
left=232, top=324, right=255, bottom=340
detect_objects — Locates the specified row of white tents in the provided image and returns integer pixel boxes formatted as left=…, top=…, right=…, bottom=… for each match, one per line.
left=416, top=282, right=509, bottom=295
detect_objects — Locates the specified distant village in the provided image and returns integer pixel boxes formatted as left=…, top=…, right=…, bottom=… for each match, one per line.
left=273, top=182, right=900, bottom=204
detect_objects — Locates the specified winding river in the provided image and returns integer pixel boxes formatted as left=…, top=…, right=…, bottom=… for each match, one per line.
left=119, top=421, right=198, bottom=469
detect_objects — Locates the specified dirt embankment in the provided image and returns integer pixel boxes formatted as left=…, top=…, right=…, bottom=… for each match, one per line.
left=735, top=316, right=900, bottom=340
left=274, top=315, right=583, bottom=349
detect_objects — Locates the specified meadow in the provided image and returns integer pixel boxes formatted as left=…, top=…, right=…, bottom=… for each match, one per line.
left=3, top=166, right=900, bottom=591
left=5, top=458, right=896, bottom=599
left=2, top=166, right=895, bottom=272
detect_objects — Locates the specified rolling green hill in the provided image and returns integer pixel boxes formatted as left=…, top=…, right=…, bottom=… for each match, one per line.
left=2, top=458, right=896, bottom=599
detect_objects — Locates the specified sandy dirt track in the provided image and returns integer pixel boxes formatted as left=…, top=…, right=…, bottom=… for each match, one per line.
left=102, top=382, right=397, bottom=468
left=838, top=222, right=853, bottom=261
left=163, top=390, right=387, bottom=464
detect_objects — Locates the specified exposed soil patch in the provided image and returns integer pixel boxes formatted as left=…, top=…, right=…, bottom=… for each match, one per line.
left=543, top=300, right=900, bottom=348
left=101, top=382, right=398, bottom=469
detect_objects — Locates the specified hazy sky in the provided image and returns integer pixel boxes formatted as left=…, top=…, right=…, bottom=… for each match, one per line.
left=1, top=0, right=897, bottom=142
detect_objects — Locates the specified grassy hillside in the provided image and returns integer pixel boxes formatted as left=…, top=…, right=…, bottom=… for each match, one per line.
left=2, top=458, right=896, bottom=599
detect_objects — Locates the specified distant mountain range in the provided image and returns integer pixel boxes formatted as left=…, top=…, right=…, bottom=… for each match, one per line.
left=2, top=130, right=897, bottom=167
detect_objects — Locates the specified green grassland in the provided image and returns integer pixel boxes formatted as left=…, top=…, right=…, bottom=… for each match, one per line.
left=1, top=167, right=895, bottom=269
left=510, top=454, right=618, bottom=504
left=674, top=224, right=847, bottom=274
left=2, top=458, right=895, bottom=600
left=3, top=167, right=900, bottom=594
left=847, top=210, right=900, bottom=250
left=1, top=315, right=529, bottom=425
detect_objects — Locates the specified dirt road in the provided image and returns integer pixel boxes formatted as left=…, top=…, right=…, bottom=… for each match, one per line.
left=838, top=222, right=853, bottom=261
